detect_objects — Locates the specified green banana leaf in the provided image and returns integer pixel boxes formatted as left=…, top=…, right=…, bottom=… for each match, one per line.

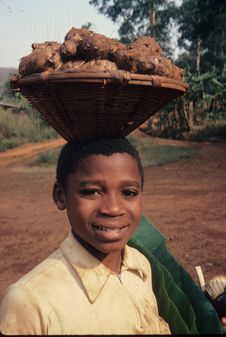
left=128, top=215, right=224, bottom=334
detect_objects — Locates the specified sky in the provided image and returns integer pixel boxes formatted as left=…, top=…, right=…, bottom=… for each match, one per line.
left=0, top=0, right=118, bottom=68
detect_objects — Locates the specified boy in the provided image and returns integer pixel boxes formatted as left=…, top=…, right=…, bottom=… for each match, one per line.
left=0, top=137, right=170, bottom=335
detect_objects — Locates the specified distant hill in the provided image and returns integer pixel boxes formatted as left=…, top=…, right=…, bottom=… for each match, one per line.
left=0, top=67, right=17, bottom=94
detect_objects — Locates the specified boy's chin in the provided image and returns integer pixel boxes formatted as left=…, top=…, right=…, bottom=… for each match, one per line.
left=94, top=241, right=127, bottom=254
left=73, top=231, right=126, bottom=257
left=87, top=239, right=127, bottom=256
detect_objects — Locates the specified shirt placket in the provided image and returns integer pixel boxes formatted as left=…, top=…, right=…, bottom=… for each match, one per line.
left=115, top=271, right=144, bottom=332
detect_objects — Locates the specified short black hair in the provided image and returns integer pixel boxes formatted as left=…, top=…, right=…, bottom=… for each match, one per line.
left=56, top=137, right=144, bottom=192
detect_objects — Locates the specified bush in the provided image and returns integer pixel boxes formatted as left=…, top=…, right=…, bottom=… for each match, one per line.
left=0, top=138, right=23, bottom=152
left=128, top=135, right=198, bottom=168
left=0, top=108, right=58, bottom=152
left=189, top=120, right=226, bottom=142
left=31, top=147, right=62, bottom=166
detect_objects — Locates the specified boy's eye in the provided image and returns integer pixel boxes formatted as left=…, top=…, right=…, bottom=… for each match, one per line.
left=80, top=189, right=101, bottom=198
left=122, top=189, right=139, bottom=198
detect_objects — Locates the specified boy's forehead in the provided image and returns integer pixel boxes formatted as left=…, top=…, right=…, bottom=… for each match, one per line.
left=74, top=152, right=140, bottom=176
left=79, top=152, right=136, bottom=166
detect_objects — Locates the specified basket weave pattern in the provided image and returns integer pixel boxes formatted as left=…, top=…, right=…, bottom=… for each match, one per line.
left=16, top=71, right=188, bottom=142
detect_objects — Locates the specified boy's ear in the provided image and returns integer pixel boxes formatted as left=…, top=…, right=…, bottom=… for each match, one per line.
left=52, top=182, right=66, bottom=210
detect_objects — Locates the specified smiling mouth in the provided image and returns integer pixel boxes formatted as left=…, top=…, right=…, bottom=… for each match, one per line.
left=91, top=224, right=128, bottom=232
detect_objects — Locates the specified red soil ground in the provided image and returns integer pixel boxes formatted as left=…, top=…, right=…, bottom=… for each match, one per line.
left=0, top=134, right=226, bottom=298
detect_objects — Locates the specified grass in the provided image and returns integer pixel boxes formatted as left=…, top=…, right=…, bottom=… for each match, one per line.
left=0, top=108, right=58, bottom=152
left=31, top=147, right=62, bottom=166
left=32, top=135, right=198, bottom=168
left=128, top=135, right=198, bottom=168
left=189, top=120, right=226, bottom=142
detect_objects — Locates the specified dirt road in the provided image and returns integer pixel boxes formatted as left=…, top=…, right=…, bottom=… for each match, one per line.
left=0, top=137, right=65, bottom=166
left=0, top=135, right=226, bottom=297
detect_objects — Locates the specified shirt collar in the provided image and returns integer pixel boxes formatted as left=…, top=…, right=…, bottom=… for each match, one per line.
left=60, top=231, right=148, bottom=303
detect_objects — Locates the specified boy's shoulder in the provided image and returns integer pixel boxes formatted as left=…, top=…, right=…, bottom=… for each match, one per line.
left=124, top=244, right=152, bottom=275
left=1, top=246, right=67, bottom=302
left=126, top=244, right=150, bottom=262
left=0, top=246, right=67, bottom=327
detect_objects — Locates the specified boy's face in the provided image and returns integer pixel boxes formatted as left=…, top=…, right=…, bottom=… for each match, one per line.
left=54, top=153, right=142, bottom=257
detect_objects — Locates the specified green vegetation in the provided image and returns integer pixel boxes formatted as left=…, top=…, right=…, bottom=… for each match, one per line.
left=128, top=135, right=197, bottom=168
left=188, top=121, right=226, bottom=143
left=0, top=67, right=16, bottom=95
left=32, top=135, right=198, bottom=168
left=31, top=147, right=62, bottom=166
left=0, top=70, right=58, bottom=152
left=0, top=108, right=58, bottom=152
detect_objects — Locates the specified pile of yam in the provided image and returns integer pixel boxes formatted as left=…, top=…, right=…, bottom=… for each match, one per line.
left=18, top=27, right=183, bottom=81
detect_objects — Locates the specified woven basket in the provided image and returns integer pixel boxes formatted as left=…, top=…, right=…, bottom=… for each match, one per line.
left=14, top=70, right=188, bottom=142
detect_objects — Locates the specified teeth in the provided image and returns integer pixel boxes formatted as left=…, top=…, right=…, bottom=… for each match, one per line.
left=93, top=225, right=124, bottom=232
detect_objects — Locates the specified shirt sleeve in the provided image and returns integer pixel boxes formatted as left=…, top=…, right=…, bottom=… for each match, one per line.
left=158, top=316, right=171, bottom=334
left=0, top=283, right=46, bottom=335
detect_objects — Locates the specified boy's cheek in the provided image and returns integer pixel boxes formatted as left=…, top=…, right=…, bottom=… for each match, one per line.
left=129, top=199, right=142, bottom=221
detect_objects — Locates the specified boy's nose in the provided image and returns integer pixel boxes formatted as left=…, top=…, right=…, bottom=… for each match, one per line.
left=98, top=194, right=125, bottom=217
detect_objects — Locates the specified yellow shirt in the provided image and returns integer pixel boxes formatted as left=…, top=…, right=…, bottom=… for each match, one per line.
left=0, top=231, right=170, bottom=335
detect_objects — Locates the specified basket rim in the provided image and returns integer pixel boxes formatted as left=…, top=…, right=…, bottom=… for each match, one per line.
left=15, top=71, right=188, bottom=93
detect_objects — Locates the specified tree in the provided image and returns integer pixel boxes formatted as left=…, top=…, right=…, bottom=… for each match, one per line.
left=176, top=0, right=226, bottom=74
left=174, top=0, right=226, bottom=128
left=199, top=0, right=226, bottom=75
left=89, top=0, right=177, bottom=56
left=81, top=22, right=93, bottom=30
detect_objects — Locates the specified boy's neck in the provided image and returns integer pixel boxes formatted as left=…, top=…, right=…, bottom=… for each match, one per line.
left=72, top=231, right=123, bottom=274
left=100, top=251, right=123, bottom=275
